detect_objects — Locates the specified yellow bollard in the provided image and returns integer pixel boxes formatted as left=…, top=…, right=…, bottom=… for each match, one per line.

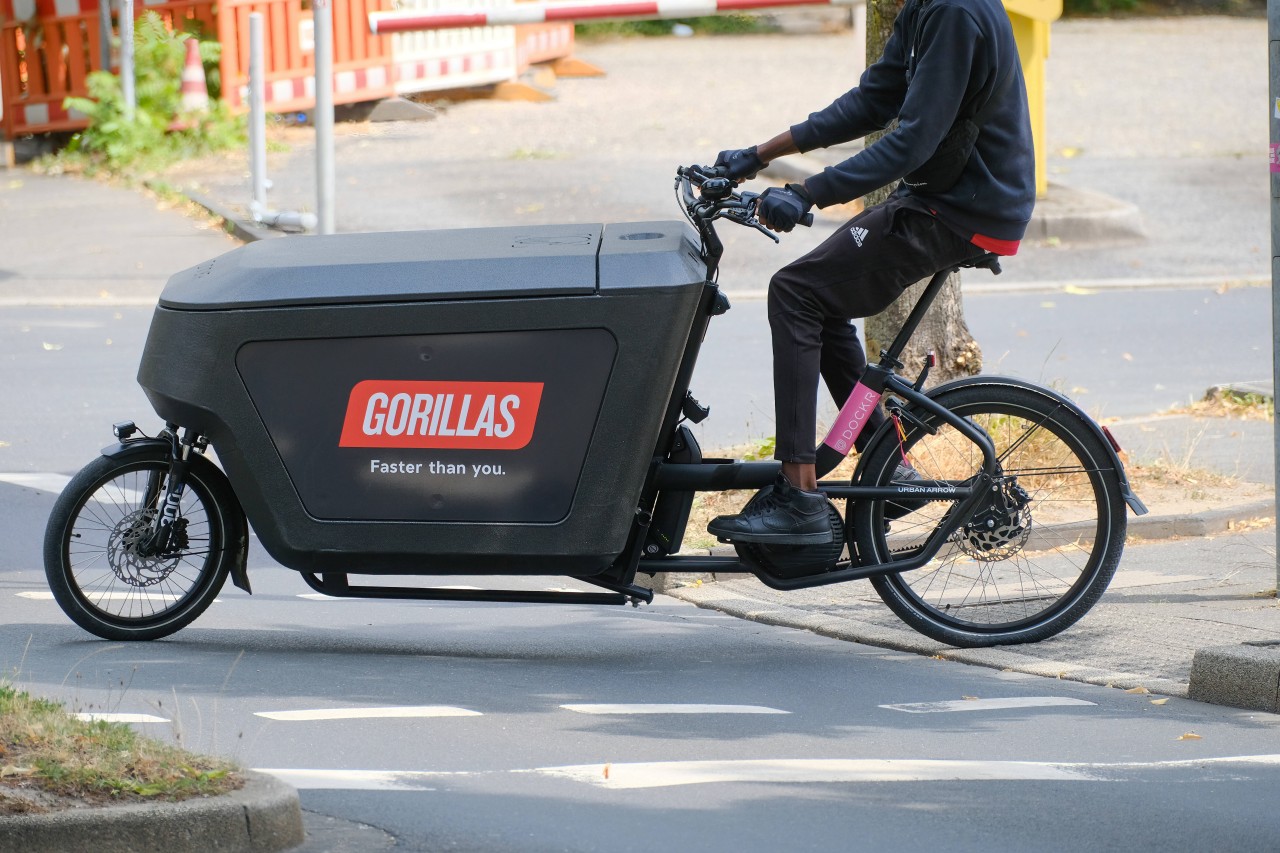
left=1004, top=0, right=1061, bottom=198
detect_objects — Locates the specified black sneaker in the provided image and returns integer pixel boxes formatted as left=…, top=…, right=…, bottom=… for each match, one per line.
left=707, top=475, right=835, bottom=545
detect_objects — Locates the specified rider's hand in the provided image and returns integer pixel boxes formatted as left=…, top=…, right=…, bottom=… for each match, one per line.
left=715, top=146, right=766, bottom=183
left=757, top=184, right=813, bottom=233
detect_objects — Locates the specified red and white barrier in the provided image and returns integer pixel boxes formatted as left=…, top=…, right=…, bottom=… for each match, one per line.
left=370, top=0, right=854, bottom=35
left=388, top=0, right=519, bottom=95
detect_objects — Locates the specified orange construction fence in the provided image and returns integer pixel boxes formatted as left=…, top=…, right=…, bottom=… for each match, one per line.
left=0, top=0, right=213, bottom=137
left=1, top=0, right=573, bottom=139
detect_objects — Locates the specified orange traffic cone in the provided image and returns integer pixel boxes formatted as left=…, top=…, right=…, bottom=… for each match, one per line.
left=180, top=38, right=209, bottom=114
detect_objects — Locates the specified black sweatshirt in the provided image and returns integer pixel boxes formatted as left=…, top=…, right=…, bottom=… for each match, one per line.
left=790, top=0, right=1036, bottom=251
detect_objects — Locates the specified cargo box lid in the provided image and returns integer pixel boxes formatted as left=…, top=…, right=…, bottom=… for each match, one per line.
left=159, top=224, right=605, bottom=310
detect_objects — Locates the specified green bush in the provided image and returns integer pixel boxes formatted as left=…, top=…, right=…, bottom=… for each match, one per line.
left=576, top=14, right=777, bottom=39
left=60, top=12, right=244, bottom=174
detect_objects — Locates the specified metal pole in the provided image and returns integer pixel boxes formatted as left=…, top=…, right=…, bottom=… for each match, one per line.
left=249, top=13, right=268, bottom=218
left=99, top=0, right=113, bottom=71
left=119, top=0, right=135, bottom=118
left=1270, top=0, right=1279, bottom=590
left=314, top=0, right=336, bottom=234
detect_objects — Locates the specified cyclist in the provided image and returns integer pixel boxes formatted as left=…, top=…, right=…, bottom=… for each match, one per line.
left=707, top=0, right=1037, bottom=545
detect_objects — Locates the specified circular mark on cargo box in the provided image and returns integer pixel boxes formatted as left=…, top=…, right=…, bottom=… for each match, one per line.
left=419, top=346, right=433, bottom=362
left=429, top=494, right=445, bottom=509
left=619, top=232, right=664, bottom=241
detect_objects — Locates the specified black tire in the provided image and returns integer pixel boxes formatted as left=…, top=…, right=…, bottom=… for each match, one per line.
left=852, top=383, right=1127, bottom=647
left=44, top=448, right=239, bottom=640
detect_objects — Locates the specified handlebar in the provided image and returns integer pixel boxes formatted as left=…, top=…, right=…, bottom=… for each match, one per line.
left=676, top=165, right=813, bottom=233
left=675, top=165, right=813, bottom=279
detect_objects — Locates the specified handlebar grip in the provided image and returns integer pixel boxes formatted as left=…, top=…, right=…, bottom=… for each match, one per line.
left=800, top=212, right=814, bottom=227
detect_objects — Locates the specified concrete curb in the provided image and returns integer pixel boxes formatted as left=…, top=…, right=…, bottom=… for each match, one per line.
left=1189, top=641, right=1280, bottom=713
left=761, top=154, right=1144, bottom=244
left=182, top=190, right=280, bottom=244
left=0, top=770, right=304, bottom=853
left=645, top=500, right=1279, bottom=702
left=1127, top=498, right=1276, bottom=540
left=663, top=584, right=1191, bottom=698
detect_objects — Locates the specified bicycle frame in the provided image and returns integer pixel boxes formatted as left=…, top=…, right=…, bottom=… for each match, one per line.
left=621, top=170, right=1007, bottom=590
left=630, top=270, right=998, bottom=587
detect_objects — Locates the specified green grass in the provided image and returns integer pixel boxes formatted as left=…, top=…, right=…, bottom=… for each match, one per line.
left=0, top=683, right=240, bottom=813
left=575, top=14, right=777, bottom=39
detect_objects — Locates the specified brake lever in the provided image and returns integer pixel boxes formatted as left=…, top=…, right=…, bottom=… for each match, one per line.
left=749, top=219, right=781, bottom=243
left=713, top=207, right=780, bottom=243
left=730, top=193, right=783, bottom=243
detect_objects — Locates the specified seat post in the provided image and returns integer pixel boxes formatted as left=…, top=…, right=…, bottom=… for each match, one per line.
left=880, top=253, right=1001, bottom=368
left=881, top=266, right=957, bottom=366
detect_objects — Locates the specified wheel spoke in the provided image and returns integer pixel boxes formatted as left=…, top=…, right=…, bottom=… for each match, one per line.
left=51, top=456, right=228, bottom=635
left=857, top=387, right=1125, bottom=645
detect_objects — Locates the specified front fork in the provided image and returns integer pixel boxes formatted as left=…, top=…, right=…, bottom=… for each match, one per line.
left=139, top=423, right=204, bottom=556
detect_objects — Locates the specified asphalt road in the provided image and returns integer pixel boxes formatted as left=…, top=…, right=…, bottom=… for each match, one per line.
left=3, top=523, right=1280, bottom=852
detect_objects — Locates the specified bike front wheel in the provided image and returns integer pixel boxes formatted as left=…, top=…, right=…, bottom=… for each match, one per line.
left=851, top=382, right=1128, bottom=647
left=44, top=448, right=239, bottom=640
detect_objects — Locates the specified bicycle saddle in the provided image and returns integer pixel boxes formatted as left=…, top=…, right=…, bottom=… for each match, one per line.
left=961, top=252, right=1002, bottom=275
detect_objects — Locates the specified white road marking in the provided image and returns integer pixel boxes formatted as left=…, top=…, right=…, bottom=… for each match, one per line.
left=0, top=472, right=72, bottom=494
left=562, top=704, right=790, bottom=715
left=0, top=297, right=160, bottom=308
left=73, top=712, right=169, bottom=724
left=17, top=590, right=221, bottom=604
left=256, top=768, right=457, bottom=790
left=0, top=473, right=151, bottom=505
left=880, top=697, right=1098, bottom=714
left=255, top=755, right=1280, bottom=792
left=535, top=758, right=1085, bottom=789
left=255, top=706, right=483, bottom=722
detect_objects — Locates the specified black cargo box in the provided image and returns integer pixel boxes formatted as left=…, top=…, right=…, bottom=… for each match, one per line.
left=138, top=222, right=707, bottom=576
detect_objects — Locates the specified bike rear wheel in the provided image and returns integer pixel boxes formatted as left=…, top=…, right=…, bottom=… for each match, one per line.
left=851, top=383, right=1128, bottom=647
left=44, top=449, right=237, bottom=640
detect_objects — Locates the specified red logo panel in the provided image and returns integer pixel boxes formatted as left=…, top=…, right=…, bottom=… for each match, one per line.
left=339, top=380, right=544, bottom=450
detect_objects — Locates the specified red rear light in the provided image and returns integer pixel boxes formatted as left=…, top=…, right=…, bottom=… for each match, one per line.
left=1100, top=425, right=1123, bottom=453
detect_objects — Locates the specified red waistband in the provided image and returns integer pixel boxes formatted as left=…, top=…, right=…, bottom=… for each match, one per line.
left=970, top=233, right=1021, bottom=256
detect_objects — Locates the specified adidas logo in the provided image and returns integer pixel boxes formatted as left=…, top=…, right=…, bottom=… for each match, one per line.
left=849, top=226, right=870, bottom=247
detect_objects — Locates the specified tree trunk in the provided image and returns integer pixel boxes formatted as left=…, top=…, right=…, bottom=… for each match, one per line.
left=860, top=0, right=982, bottom=385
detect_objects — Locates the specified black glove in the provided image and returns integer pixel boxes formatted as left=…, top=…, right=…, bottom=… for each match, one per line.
left=757, top=183, right=813, bottom=233
left=714, top=146, right=765, bottom=182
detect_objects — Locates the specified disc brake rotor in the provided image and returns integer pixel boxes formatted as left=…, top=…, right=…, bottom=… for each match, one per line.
left=957, top=480, right=1032, bottom=561
left=106, top=508, right=182, bottom=587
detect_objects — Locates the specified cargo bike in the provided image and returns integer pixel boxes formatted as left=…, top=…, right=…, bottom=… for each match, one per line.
left=44, top=166, right=1147, bottom=647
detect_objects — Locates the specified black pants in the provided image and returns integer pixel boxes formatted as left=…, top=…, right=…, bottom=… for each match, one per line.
left=769, top=196, right=987, bottom=464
